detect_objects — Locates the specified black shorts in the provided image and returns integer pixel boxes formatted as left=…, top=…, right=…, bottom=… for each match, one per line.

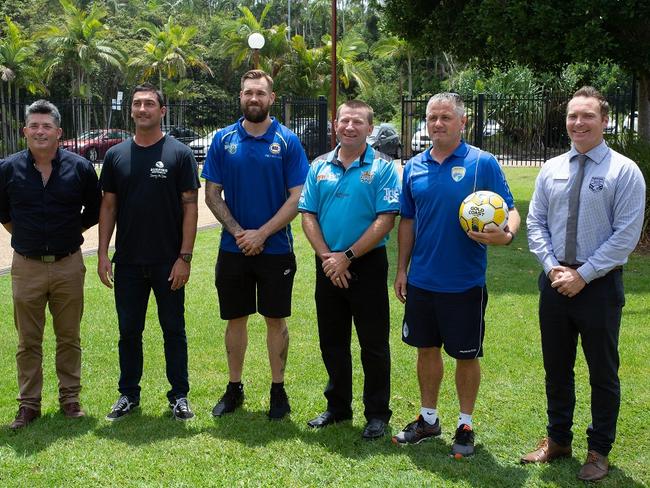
left=215, top=251, right=297, bottom=320
left=401, top=284, right=488, bottom=359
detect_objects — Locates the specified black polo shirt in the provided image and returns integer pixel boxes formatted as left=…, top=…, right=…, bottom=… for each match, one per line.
left=0, top=148, right=101, bottom=255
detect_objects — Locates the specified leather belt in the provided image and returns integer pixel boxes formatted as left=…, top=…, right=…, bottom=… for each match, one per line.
left=19, top=250, right=77, bottom=263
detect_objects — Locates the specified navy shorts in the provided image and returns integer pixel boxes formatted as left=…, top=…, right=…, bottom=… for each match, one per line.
left=401, top=284, right=488, bottom=359
left=215, top=251, right=296, bottom=320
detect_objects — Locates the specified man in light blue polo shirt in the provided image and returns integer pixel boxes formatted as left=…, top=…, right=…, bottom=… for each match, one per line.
left=202, top=70, right=309, bottom=420
left=299, top=100, right=400, bottom=440
left=392, top=93, right=520, bottom=456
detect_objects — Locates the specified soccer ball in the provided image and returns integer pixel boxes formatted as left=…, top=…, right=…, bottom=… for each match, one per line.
left=459, top=190, right=509, bottom=233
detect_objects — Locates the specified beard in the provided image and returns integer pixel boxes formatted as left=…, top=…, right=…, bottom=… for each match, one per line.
left=242, top=102, right=270, bottom=123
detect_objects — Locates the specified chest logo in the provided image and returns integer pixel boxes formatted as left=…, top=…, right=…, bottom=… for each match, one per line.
left=226, top=142, right=238, bottom=154
left=360, top=170, right=375, bottom=184
left=150, top=161, right=168, bottom=179
left=451, top=166, right=466, bottom=182
left=269, top=142, right=281, bottom=155
left=589, top=176, right=604, bottom=192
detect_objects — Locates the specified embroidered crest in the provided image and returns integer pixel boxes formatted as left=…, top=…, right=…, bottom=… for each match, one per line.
left=589, top=176, right=604, bottom=192
left=269, top=142, right=281, bottom=155
left=226, top=143, right=238, bottom=154
left=360, top=170, right=375, bottom=184
left=451, top=166, right=466, bottom=182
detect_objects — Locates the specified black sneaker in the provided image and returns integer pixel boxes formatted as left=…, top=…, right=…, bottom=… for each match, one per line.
left=212, top=383, right=244, bottom=417
left=268, top=387, right=291, bottom=420
left=392, top=415, right=441, bottom=445
left=169, top=397, right=195, bottom=421
left=451, top=423, right=475, bottom=457
left=106, top=395, right=139, bottom=421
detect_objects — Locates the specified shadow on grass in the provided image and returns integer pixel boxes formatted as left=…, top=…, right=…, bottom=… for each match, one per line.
left=0, top=413, right=98, bottom=456
left=93, top=409, right=198, bottom=445
left=204, top=409, right=529, bottom=487
left=533, top=456, right=646, bottom=487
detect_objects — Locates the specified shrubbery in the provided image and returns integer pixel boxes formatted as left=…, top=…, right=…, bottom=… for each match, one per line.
left=607, top=132, right=650, bottom=240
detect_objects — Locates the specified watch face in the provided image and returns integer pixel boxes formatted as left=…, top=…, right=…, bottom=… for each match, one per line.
left=181, top=253, right=192, bottom=263
left=345, top=249, right=355, bottom=260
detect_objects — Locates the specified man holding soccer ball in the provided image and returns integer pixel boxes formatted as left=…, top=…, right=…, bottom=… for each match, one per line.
left=393, top=92, right=520, bottom=457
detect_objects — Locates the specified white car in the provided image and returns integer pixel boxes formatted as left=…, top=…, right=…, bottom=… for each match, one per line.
left=410, top=120, right=430, bottom=153
left=188, top=129, right=219, bottom=162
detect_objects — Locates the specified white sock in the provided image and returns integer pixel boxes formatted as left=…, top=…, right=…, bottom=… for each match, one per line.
left=420, top=407, right=438, bottom=425
left=458, top=412, right=472, bottom=428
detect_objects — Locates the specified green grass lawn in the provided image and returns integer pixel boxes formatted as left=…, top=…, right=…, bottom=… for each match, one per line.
left=0, top=167, right=648, bottom=486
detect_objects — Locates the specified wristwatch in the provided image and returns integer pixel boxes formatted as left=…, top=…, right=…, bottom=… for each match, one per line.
left=344, top=248, right=356, bottom=261
left=179, top=253, right=193, bottom=263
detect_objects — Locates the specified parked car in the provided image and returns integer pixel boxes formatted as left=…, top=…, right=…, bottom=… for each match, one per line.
left=410, top=120, right=430, bottom=154
left=483, top=119, right=501, bottom=137
left=59, top=129, right=131, bottom=162
left=188, top=129, right=220, bottom=162
left=162, top=125, right=201, bottom=145
left=291, top=118, right=332, bottom=160
left=367, top=123, right=402, bottom=159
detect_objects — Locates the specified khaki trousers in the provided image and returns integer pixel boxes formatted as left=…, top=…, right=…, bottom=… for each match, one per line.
left=11, top=250, right=85, bottom=409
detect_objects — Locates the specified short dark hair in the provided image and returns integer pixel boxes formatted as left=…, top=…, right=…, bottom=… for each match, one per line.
left=336, top=99, right=374, bottom=125
left=25, top=100, right=61, bottom=127
left=132, top=83, right=165, bottom=107
left=240, top=69, right=274, bottom=91
left=571, top=86, right=609, bottom=117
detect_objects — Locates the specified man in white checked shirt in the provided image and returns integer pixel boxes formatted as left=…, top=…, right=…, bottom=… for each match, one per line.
left=523, top=86, right=646, bottom=481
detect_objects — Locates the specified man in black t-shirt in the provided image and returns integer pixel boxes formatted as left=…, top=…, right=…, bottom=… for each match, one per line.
left=98, top=83, right=200, bottom=421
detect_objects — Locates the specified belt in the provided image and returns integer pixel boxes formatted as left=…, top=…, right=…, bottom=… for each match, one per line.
left=559, top=262, right=623, bottom=273
left=19, top=250, right=78, bottom=263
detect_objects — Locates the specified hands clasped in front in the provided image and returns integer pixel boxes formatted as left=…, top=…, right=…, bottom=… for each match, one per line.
left=321, top=252, right=352, bottom=289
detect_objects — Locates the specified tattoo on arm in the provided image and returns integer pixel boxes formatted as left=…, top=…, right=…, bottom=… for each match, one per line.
left=205, top=182, right=243, bottom=235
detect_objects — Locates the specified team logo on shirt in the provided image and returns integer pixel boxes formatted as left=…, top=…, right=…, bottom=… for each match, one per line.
left=402, top=321, right=409, bottom=338
left=383, top=187, right=400, bottom=203
left=451, top=166, right=466, bottom=182
left=226, top=143, right=238, bottom=154
left=269, top=142, right=281, bottom=155
left=360, top=170, right=375, bottom=184
left=150, top=161, right=168, bottom=179
left=317, top=168, right=338, bottom=182
left=589, top=176, right=604, bottom=192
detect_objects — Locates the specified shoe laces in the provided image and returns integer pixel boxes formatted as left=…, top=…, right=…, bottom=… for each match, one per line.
left=454, top=424, right=473, bottom=442
left=173, top=397, right=191, bottom=414
left=112, top=395, right=131, bottom=410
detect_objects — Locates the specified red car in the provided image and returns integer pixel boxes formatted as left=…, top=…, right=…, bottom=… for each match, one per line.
left=60, top=129, right=132, bottom=162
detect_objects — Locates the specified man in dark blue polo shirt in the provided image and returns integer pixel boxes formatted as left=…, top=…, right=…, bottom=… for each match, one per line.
left=392, top=93, right=520, bottom=456
left=299, top=100, right=400, bottom=440
left=202, top=69, right=309, bottom=420
left=0, top=100, right=101, bottom=429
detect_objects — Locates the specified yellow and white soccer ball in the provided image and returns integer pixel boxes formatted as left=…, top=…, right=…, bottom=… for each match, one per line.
left=459, top=190, right=509, bottom=233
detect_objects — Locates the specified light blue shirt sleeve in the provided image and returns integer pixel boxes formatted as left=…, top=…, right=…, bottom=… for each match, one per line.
left=375, top=160, right=401, bottom=213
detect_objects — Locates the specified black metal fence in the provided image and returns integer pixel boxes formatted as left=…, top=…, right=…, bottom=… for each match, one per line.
left=0, top=96, right=330, bottom=164
left=401, top=90, right=637, bottom=166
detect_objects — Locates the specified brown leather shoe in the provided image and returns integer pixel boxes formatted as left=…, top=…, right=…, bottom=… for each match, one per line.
left=521, top=436, right=572, bottom=464
left=578, top=450, right=609, bottom=481
left=61, top=402, right=86, bottom=418
left=9, top=406, right=41, bottom=430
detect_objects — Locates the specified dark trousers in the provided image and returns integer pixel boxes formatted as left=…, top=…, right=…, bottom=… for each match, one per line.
left=114, top=263, right=189, bottom=402
left=538, top=269, right=624, bottom=455
left=315, top=247, right=392, bottom=423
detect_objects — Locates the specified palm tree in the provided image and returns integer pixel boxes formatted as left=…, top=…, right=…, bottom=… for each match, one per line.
left=371, top=35, right=415, bottom=99
left=321, top=31, right=374, bottom=96
left=41, top=0, right=125, bottom=132
left=0, top=16, right=38, bottom=153
left=128, top=16, right=213, bottom=126
left=217, top=3, right=291, bottom=77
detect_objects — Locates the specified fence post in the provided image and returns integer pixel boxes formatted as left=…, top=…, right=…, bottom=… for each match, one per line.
left=630, top=74, right=637, bottom=132
left=318, top=95, right=328, bottom=155
left=475, top=93, right=484, bottom=148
